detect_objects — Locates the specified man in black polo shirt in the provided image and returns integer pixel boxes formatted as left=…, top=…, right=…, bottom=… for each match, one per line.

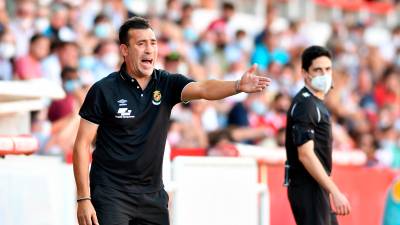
left=73, top=16, right=270, bottom=225
left=285, top=46, right=351, bottom=225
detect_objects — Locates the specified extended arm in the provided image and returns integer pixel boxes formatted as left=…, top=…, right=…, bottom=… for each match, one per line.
left=181, top=64, right=270, bottom=101
left=298, top=140, right=351, bottom=216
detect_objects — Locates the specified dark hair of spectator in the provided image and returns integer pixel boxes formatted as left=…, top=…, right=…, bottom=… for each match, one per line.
left=381, top=66, right=398, bottom=82
left=61, top=66, right=78, bottom=80
left=222, top=2, right=235, bottom=11
left=301, top=45, right=332, bottom=71
left=30, top=33, right=47, bottom=44
left=119, top=16, right=152, bottom=45
left=94, top=13, right=110, bottom=24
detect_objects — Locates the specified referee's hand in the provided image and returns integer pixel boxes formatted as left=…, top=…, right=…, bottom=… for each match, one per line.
left=331, top=192, right=351, bottom=216
left=77, top=200, right=99, bottom=225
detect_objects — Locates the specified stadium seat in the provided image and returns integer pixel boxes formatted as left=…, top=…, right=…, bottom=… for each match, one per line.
left=0, top=135, right=39, bottom=156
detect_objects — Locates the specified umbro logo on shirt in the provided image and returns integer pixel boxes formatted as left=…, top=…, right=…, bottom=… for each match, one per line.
left=115, top=99, right=135, bottom=119
left=118, top=99, right=128, bottom=106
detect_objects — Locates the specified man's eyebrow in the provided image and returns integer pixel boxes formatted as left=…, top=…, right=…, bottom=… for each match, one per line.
left=136, top=38, right=157, bottom=43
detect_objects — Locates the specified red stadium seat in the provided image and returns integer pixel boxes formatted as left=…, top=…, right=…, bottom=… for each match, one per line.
left=0, top=135, right=39, bottom=156
left=170, top=148, right=207, bottom=160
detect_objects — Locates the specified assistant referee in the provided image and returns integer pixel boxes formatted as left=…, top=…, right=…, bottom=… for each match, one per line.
left=285, top=46, right=351, bottom=225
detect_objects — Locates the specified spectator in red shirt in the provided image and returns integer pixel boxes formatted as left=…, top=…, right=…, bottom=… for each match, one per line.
left=207, top=2, right=235, bottom=33
left=46, top=66, right=86, bottom=156
left=14, top=34, right=50, bottom=80
left=374, top=66, right=400, bottom=110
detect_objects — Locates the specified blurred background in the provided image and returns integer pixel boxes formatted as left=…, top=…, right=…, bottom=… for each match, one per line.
left=0, top=0, right=400, bottom=225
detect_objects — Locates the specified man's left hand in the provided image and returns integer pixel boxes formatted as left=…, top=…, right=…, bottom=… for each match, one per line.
left=238, top=64, right=271, bottom=93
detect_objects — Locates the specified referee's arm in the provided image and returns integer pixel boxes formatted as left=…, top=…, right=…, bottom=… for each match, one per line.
left=298, top=141, right=351, bottom=216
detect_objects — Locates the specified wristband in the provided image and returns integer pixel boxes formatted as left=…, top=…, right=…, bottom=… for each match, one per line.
left=235, top=80, right=241, bottom=94
left=77, top=196, right=91, bottom=202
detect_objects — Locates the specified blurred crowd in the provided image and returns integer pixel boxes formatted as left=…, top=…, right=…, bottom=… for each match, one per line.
left=0, top=0, right=399, bottom=169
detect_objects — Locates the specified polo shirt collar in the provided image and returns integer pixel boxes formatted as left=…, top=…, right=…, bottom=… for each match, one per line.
left=119, top=62, right=158, bottom=82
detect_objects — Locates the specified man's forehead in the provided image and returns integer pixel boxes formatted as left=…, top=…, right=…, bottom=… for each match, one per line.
left=128, top=28, right=156, bottom=41
left=311, top=56, right=332, bottom=68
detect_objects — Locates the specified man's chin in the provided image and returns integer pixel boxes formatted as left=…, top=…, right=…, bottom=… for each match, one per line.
left=140, top=68, right=154, bottom=77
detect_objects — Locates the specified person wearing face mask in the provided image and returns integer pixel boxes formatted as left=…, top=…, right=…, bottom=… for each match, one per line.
left=91, top=40, right=120, bottom=81
left=285, top=46, right=351, bottom=225
left=73, top=17, right=271, bottom=225
left=46, top=66, right=86, bottom=157
left=0, top=30, right=15, bottom=80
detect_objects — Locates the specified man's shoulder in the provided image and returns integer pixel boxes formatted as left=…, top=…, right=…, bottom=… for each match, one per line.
left=293, top=88, right=315, bottom=105
left=154, top=69, right=177, bottom=78
left=94, top=71, right=120, bottom=86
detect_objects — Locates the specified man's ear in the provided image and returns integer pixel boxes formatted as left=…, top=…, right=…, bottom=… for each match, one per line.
left=301, top=68, right=309, bottom=80
left=120, top=44, right=128, bottom=57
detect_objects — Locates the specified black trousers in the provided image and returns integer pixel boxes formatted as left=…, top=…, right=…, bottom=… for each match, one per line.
left=288, top=181, right=338, bottom=225
left=91, top=185, right=170, bottom=225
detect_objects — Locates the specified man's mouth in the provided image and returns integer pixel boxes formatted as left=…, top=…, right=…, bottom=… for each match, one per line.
left=141, top=59, right=153, bottom=65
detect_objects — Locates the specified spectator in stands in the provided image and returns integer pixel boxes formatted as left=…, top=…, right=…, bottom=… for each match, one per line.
left=356, top=133, right=378, bottom=167
left=207, top=128, right=238, bottom=157
left=374, top=66, right=400, bottom=111
left=73, top=16, right=270, bottom=225
left=8, top=0, right=36, bottom=57
left=0, top=0, right=9, bottom=28
left=251, top=30, right=290, bottom=71
left=178, top=3, right=198, bottom=43
left=91, top=13, right=115, bottom=40
left=42, top=41, right=79, bottom=84
left=15, top=34, right=50, bottom=80
left=91, top=39, right=120, bottom=81
left=163, top=0, right=182, bottom=23
left=43, top=3, right=76, bottom=43
left=46, top=67, right=86, bottom=157
left=207, top=1, right=235, bottom=34
left=48, top=67, right=85, bottom=123
left=227, top=92, right=271, bottom=143
left=0, top=29, right=15, bottom=80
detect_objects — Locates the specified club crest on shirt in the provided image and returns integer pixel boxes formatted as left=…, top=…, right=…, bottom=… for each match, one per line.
left=152, top=90, right=162, bottom=105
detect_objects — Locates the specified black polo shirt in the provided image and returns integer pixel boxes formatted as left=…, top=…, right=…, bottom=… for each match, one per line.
left=79, top=64, right=194, bottom=193
left=285, top=87, right=333, bottom=185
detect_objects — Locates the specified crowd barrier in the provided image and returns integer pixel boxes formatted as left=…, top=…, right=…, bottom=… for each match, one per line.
left=170, top=157, right=269, bottom=225
left=314, top=0, right=394, bottom=14
left=1, top=147, right=399, bottom=225
left=0, top=155, right=76, bottom=225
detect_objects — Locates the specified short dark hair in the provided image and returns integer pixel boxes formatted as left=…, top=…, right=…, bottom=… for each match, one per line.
left=301, top=45, right=332, bottom=71
left=119, top=16, right=152, bottom=45
left=30, top=33, right=47, bottom=44
left=222, top=2, right=235, bottom=11
left=61, top=66, right=77, bottom=80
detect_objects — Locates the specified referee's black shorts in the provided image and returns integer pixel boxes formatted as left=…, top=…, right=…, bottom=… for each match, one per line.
left=91, top=185, right=170, bottom=225
left=287, top=180, right=338, bottom=225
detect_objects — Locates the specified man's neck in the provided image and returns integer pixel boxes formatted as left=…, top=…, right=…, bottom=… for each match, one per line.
left=126, top=66, right=152, bottom=89
left=304, top=84, right=325, bottom=100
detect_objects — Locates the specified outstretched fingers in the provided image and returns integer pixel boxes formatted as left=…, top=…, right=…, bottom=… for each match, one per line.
left=246, top=64, right=258, bottom=75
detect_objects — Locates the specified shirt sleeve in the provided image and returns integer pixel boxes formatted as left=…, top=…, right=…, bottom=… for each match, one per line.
left=79, top=83, right=105, bottom=124
left=290, top=99, right=319, bottom=147
left=168, top=73, right=195, bottom=106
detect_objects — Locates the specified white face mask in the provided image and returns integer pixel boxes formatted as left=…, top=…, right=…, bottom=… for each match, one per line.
left=310, top=73, right=332, bottom=94
left=34, top=17, right=50, bottom=32
left=102, top=52, right=120, bottom=68
left=0, top=43, right=16, bottom=59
